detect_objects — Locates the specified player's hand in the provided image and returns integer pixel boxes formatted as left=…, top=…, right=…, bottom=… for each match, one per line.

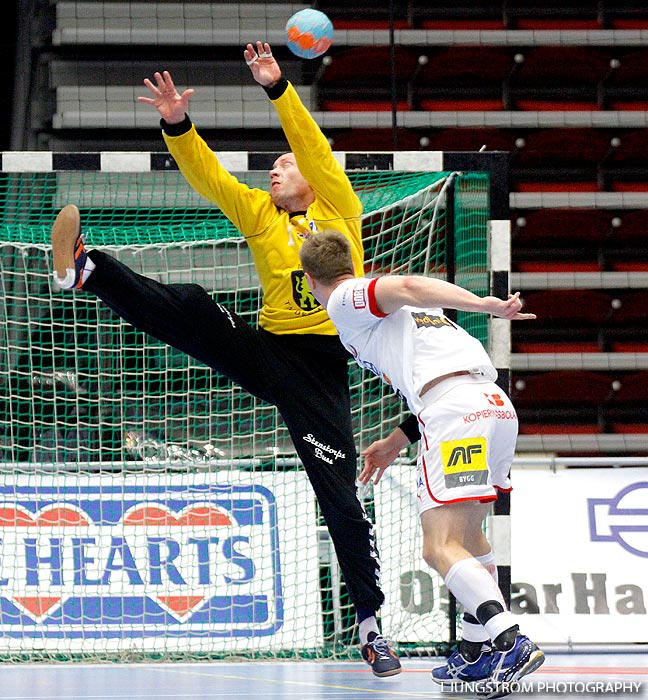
left=359, top=438, right=402, bottom=485
left=244, top=41, right=282, bottom=87
left=137, top=71, right=194, bottom=125
left=485, top=292, right=536, bottom=321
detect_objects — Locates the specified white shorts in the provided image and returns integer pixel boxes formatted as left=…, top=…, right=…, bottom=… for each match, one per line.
left=415, top=373, right=518, bottom=514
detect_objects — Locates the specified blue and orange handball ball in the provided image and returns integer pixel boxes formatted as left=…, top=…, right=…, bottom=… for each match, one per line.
left=285, top=9, right=334, bottom=59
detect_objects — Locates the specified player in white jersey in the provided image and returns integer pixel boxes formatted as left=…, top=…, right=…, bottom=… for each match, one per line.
left=299, top=230, right=545, bottom=698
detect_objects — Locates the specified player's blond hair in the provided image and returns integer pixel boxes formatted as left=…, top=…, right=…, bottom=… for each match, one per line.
left=299, top=229, right=354, bottom=284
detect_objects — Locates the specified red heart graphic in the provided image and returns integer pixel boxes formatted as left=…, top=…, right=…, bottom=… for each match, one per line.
left=0, top=505, right=89, bottom=527
left=122, top=504, right=232, bottom=527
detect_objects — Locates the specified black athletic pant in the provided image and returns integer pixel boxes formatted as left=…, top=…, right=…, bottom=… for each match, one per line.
left=85, top=251, right=384, bottom=613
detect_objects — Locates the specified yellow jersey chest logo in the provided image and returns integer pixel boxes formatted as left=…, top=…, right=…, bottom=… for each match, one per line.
left=291, top=270, right=320, bottom=312
left=287, top=215, right=319, bottom=246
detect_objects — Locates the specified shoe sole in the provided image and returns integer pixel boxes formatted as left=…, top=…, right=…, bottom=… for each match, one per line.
left=514, top=648, right=545, bottom=682
left=483, top=649, right=546, bottom=699
left=372, top=666, right=402, bottom=678
left=51, top=204, right=81, bottom=279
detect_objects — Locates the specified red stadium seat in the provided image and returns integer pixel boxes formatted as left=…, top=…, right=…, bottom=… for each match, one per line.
left=611, top=291, right=648, bottom=326
left=611, top=423, right=648, bottom=433
left=610, top=371, right=648, bottom=403
left=602, top=129, right=648, bottom=191
left=509, top=47, right=613, bottom=111
left=606, top=209, right=648, bottom=245
left=520, top=290, right=616, bottom=326
left=328, top=129, right=425, bottom=151
left=319, top=1, right=411, bottom=29
left=319, top=46, right=419, bottom=85
left=605, top=0, right=648, bottom=28
left=604, top=209, right=648, bottom=272
left=605, top=209, right=648, bottom=270
left=504, top=2, right=601, bottom=29
left=514, top=341, right=602, bottom=353
left=511, top=128, right=616, bottom=192
left=409, top=0, right=506, bottom=29
left=414, top=47, right=516, bottom=111
left=513, top=369, right=614, bottom=441
left=426, top=128, right=517, bottom=153
left=511, top=370, right=616, bottom=406
left=606, top=371, right=648, bottom=433
left=318, top=47, right=422, bottom=111
left=513, top=209, right=613, bottom=245
left=513, top=290, right=616, bottom=354
left=512, top=209, right=613, bottom=272
left=514, top=290, right=648, bottom=354
left=605, top=49, right=648, bottom=109
left=518, top=423, right=603, bottom=434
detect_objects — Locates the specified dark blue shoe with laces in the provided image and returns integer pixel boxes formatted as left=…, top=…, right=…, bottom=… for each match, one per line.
left=51, top=205, right=90, bottom=289
left=431, top=645, right=494, bottom=685
left=478, top=634, right=545, bottom=698
left=361, top=632, right=402, bottom=677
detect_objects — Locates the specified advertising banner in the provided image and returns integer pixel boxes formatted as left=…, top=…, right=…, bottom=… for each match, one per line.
left=0, top=470, right=322, bottom=653
left=511, top=467, right=648, bottom=644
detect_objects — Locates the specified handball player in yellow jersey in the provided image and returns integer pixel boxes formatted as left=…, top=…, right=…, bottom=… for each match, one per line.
left=51, top=41, right=400, bottom=677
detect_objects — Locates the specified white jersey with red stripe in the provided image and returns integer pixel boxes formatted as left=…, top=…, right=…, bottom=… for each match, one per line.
left=326, top=277, right=497, bottom=415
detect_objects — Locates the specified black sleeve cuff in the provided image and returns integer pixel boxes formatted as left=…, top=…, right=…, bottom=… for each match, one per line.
left=262, top=76, right=289, bottom=101
left=160, top=114, right=192, bottom=136
left=399, top=414, right=420, bottom=444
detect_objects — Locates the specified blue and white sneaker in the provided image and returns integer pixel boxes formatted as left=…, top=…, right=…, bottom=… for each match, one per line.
left=51, top=204, right=93, bottom=289
left=431, top=644, right=494, bottom=685
left=478, top=634, right=545, bottom=698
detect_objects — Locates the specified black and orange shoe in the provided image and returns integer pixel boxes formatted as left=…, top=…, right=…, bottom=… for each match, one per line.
left=51, top=204, right=91, bottom=289
left=361, top=632, right=402, bottom=677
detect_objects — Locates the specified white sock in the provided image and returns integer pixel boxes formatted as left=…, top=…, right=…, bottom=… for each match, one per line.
left=461, top=550, right=499, bottom=643
left=358, top=616, right=379, bottom=645
left=53, top=257, right=95, bottom=290
left=462, top=616, right=489, bottom=643
left=445, top=557, right=505, bottom=617
left=445, top=558, right=517, bottom=644
left=483, top=610, right=517, bottom=644
left=476, top=551, right=498, bottom=585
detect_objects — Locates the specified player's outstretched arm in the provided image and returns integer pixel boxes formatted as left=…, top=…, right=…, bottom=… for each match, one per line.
left=245, top=41, right=358, bottom=216
left=137, top=70, right=194, bottom=125
left=373, top=276, right=536, bottom=321
left=244, top=41, right=282, bottom=88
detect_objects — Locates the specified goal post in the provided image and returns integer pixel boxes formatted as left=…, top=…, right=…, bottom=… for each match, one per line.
left=0, top=150, right=510, bottom=661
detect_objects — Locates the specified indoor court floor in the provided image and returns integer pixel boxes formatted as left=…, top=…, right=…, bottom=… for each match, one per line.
left=2, top=651, right=646, bottom=700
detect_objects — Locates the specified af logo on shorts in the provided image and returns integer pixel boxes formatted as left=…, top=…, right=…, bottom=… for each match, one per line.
left=440, top=437, right=488, bottom=488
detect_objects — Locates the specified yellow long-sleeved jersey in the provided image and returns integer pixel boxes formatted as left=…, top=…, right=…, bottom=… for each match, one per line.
left=163, top=82, right=363, bottom=335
